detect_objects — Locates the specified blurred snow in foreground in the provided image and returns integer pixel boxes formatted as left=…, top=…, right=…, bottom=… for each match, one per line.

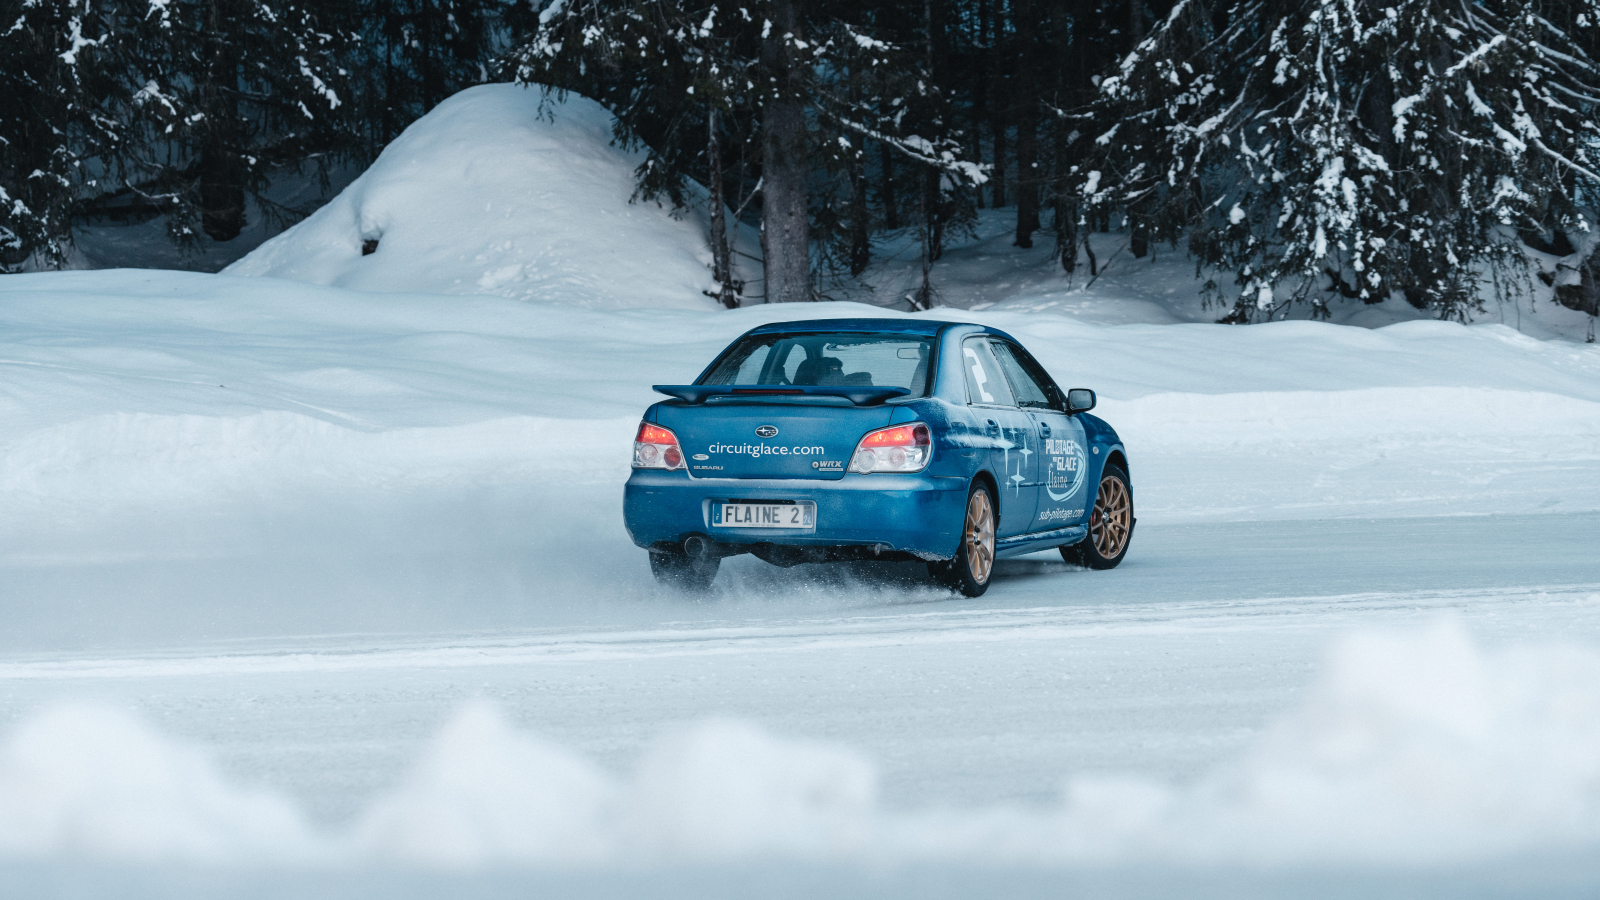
left=3, top=621, right=1595, bottom=868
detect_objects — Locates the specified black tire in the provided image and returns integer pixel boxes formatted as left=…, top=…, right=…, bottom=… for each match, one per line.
left=649, top=549, right=720, bottom=591
left=1061, top=464, right=1134, bottom=570
left=928, top=482, right=997, bottom=597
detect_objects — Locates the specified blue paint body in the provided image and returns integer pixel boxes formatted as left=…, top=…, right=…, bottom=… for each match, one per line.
left=623, top=319, right=1129, bottom=564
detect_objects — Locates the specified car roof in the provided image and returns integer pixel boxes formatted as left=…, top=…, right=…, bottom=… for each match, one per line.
left=743, top=318, right=958, bottom=337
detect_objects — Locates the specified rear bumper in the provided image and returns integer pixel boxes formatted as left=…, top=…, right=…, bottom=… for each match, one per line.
left=623, top=470, right=969, bottom=559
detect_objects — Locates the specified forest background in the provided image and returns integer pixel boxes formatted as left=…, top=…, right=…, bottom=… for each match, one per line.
left=5, top=0, right=1600, bottom=327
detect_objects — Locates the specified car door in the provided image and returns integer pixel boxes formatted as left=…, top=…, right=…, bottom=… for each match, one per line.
left=960, top=336, right=1040, bottom=538
left=990, top=340, right=1091, bottom=533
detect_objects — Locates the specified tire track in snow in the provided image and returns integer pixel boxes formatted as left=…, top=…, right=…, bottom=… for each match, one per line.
left=4, top=583, right=1596, bottom=681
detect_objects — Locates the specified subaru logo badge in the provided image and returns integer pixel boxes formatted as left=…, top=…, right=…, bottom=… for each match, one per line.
left=755, top=425, right=779, bottom=438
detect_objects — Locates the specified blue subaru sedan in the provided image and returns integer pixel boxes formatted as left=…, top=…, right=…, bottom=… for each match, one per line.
left=623, top=319, right=1133, bottom=596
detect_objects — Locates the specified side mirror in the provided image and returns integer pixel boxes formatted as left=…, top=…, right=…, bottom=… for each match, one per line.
left=1066, top=388, right=1096, bottom=414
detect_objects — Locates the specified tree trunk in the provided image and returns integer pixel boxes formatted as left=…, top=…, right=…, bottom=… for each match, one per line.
left=987, top=0, right=1007, bottom=209
left=924, top=0, right=947, bottom=262
left=849, top=150, right=871, bottom=276
left=708, top=107, right=739, bottom=307
left=200, top=0, right=245, bottom=242
left=1013, top=0, right=1039, bottom=247
left=914, top=188, right=934, bottom=310
left=973, top=0, right=989, bottom=209
left=879, top=142, right=898, bottom=229
left=1052, top=0, right=1075, bottom=272
left=1119, top=0, right=1150, bottom=260
left=761, top=0, right=810, bottom=303
left=1130, top=219, right=1149, bottom=258
left=198, top=146, right=245, bottom=243
left=1056, top=203, right=1077, bottom=271
left=420, top=0, right=439, bottom=112
left=846, top=59, right=871, bottom=276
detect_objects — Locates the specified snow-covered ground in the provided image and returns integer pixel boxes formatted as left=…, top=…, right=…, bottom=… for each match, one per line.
left=3, top=268, right=1599, bottom=895
left=4, top=86, right=1600, bottom=897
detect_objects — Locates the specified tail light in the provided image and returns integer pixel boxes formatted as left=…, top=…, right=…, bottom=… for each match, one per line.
left=849, top=422, right=932, bottom=474
left=633, top=421, right=685, bottom=470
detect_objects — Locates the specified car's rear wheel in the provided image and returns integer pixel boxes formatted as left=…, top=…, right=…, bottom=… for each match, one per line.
left=1061, top=465, right=1134, bottom=569
left=929, top=482, right=996, bottom=597
left=649, top=548, right=719, bottom=591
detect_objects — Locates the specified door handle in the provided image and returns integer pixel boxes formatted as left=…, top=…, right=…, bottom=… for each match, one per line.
left=1038, top=421, right=1052, bottom=437
left=985, top=419, right=1000, bottom=437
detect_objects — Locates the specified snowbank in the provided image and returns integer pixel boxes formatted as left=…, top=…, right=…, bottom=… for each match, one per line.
left=3, top=623, right=1598, bottom=867
left=0, top=704, right=316, bottom=863
left=1188, top=619, right=1600, bottom=861
left=1050, top=619, right=1600, bottom=864
left=353, top=702, right=617, bottom=866
left=357, top=711, right=875, bottom=865
left=225, top=85, right=722, bottom=310
left=622, top=719, right=877, bottom=860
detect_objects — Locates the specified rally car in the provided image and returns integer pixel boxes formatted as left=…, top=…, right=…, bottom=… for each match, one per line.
left=623, top=319, right=1133, bottom=596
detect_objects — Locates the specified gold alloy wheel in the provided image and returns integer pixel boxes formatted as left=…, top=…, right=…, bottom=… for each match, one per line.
left=964, top=489, right=996, bottom=584
left=1089, top=474, right=1132, bottom=560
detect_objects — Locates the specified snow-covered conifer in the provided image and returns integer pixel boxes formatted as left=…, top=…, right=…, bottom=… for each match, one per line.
left=349, top=0, right=506, bottom=149
left=0, top=0, right=124, bottom=270
left=118, top=0, right=356, bottom=244
left=1087, top=0, right=1600, bottom=321
left=508, top=0, right=983, bottom=305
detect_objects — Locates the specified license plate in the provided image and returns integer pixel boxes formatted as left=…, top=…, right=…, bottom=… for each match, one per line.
left=712, top=501, right=815, bottom=529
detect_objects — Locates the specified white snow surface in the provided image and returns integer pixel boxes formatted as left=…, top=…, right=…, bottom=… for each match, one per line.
left=3, top=270, right=1599, bottom=889
left=3, top=620, right=1598, bottom=867
left=3, top=270, right=1598, bottom=566
left=224, top=84, right=723, bottom=310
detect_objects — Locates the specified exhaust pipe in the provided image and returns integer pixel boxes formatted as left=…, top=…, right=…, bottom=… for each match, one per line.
left=683, top=535, right=749, bottom=560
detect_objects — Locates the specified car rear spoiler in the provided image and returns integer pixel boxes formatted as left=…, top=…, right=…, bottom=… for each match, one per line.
left=653, top=385, right=911, bottom=406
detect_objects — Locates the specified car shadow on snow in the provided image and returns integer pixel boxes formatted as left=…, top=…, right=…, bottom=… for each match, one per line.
left=705, top=554, right=1095, bottom=610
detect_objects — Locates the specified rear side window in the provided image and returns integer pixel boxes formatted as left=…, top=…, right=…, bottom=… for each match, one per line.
left=990, top=341, right=1054, bottom=409
left=961, top=338, right=1016, bottom=407
left=701, top=333, right=935, bottom=398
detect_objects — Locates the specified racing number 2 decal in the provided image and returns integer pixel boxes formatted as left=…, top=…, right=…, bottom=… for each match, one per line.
left=964, top=347, right=996, bottom=403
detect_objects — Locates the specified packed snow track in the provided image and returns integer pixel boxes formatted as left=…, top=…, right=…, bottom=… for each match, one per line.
left=2, top=273, right=1599, bottom=897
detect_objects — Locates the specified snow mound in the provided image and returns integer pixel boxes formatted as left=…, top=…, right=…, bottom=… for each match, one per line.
left=624, top=719, right=877, bottom=860
left=360, top=624, right=1600, bottom=868
left=225, top=84, right=720, bottom=310
left=1210, top=618, right=1600, bottom=860
left=354, top=702, right=617, bottom=866
left=356, top=711, right=875, bottom=866
left=1055, top=619, right=1600, bottom=864
left=0, top=703, right=316, bottom=863
left=4, top=625, right=1599, bottom=868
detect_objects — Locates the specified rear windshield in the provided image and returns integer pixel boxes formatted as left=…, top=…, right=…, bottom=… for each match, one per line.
left=701, top=332, right=935, bottom=398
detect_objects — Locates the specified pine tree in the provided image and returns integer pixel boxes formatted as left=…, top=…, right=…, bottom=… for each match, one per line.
left=0, top=0, right=124, bottom=271
left=508, top=0, right=983, bottom=305
left=118, top=0, right=356, bottom=244
left=1087, top=0, right=1600, bottom=322
left=353, top=0, right=505, bottom=152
